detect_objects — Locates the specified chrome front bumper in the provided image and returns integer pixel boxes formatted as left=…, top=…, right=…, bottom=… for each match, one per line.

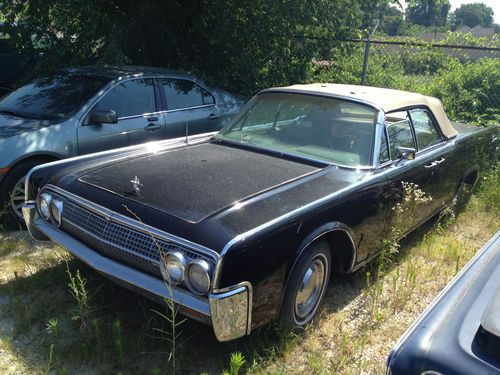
left=22, top=202, right=252, bottom=341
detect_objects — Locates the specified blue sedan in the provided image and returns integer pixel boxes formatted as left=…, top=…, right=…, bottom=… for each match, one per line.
left=0, top=66, right=245, bottom=226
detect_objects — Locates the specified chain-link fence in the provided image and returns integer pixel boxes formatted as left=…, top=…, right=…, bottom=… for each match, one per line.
left=310, top=32, right=500, bottom=126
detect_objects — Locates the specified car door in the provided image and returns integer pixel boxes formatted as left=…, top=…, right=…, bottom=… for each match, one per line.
left=408, top=108, right=457, bottom=208
left=77, top=78, right=164, bottom=154
left=381, top=109, right=440, bottom=234
left=160, top=78, right=220, bottom=139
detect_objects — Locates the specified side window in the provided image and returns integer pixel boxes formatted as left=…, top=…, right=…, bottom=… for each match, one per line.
left=379, top=128, right=390, bottom=164
left=385, top=110, right=415, bottom=160
left=409, top=109, right=442, bottom=150
left=162, top=79, right=215, bottom=110
left=96, top=79, right=155, bottom=118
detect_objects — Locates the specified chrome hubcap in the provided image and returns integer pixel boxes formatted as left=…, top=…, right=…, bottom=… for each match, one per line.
left=295, top=257, right=326, bottom=321
left=10, top=176, right=26, bottom=219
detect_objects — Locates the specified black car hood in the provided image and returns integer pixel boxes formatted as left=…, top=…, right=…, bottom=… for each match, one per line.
left=78, top=143, right=320, bottom=223
left=0, top=113, right=53, bottom=139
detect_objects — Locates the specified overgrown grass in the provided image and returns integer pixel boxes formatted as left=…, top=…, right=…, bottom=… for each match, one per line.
left=0, top=166, right=498, bottom=374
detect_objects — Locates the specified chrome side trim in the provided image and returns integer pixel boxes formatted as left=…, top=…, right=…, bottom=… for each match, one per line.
left=34, top=217, right=211, bottom=317
left=209, top=281, right=253, bottom=341
left=213, top=171, right=384, bottom=288
left=43, top=184, right=220, bottom=262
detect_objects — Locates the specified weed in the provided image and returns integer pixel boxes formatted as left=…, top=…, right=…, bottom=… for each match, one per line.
left=123, top=204, right=188, bottom=375
left=45, top=318, right=59, bottom=338
left=66, top=266, right=91, bottom=333
left=44, top=343, right=55, bottom=375
left=112, top=319, right=125, bottom=363
left=222, top=352, right=246, bottom=375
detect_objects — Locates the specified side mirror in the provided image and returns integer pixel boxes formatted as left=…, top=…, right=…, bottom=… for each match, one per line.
left=396, top=146, right=416, bottom=161
left=88, top=109, right=117, bottom=125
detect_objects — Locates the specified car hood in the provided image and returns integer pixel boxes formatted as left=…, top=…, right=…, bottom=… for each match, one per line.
left=0, top=113, right=53, bottom=139
left=77, top=142, right=320, bottom=223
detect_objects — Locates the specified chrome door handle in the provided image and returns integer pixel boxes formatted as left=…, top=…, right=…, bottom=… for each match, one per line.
left=425, top=162, right=437, bottom=169
left=144, top=123, right=161, bottom=131
left=434, top=158, right=445, bottom=164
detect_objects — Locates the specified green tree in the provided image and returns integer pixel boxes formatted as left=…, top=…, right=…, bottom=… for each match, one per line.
left=0, top=0, right=364, bottom=94
left=381, top=6, right=406, bottom=35
left=406, top=0, right=450, bottom=27
left=451, top=3, right=494, bottom=29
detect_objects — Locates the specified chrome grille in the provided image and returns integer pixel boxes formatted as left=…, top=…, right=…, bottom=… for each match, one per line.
left=57, top=195, right=208, bottom=278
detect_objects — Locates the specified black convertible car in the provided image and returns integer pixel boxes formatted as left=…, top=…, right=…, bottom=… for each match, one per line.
left=23, top=84, right=499, bottom=341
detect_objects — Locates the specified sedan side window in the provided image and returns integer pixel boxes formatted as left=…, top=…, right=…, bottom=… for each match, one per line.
left=96, top=79, right=155, bottom=118
left=385, top=111, right=415, bottom=160
left=409, top=109, right=442, bottom=150
left=162, top=79, right=215, bottom=110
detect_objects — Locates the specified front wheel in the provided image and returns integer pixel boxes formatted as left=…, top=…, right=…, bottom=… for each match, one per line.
left=0, top=160, right=44, bottom=228
left=279, top=240, right=331, bottom=331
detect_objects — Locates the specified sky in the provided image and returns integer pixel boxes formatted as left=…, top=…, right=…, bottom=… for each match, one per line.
left=448, top=0, right=500, bottom=24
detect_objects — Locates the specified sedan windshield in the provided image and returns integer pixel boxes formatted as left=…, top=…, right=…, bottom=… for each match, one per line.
left=0, top=73, right=111, bottom=121
left=216, top=93, right=377, bottom=167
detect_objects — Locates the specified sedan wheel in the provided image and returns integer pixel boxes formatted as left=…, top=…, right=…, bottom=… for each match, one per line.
left=10, top=176, right=26, bottom=220
left=280, top=240, right=331, bottom=330
left=295, top=257, right=326, bottom=323
left=1, top=159, right=47, bottom=228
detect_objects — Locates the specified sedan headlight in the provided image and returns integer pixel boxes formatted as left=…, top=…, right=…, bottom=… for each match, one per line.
left=50, top=199, right=64, bottom=226
left=38, top=193, right=52, bottom=220
left=160, top=251, right=186, bottom=285
left=186, top=259, right=211, bottom=295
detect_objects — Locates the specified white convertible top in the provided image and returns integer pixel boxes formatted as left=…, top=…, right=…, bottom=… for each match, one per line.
left=270, top=83, right=458, bottom=139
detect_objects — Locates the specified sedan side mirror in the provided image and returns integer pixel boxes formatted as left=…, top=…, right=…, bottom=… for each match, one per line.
left=88, top=109, right=117, bottom=125
left=396, top=146, right=416, bottom=161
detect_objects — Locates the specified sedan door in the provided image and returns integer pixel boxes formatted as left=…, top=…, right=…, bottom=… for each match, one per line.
left=381, top=110, right=440, bottom=234
left=160, top=78, right=221, bottom=139
left=77, top=78, right=164, bottom=154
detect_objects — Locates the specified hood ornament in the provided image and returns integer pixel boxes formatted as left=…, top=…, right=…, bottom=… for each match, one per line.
left=126, top=176, right=143, bottom=196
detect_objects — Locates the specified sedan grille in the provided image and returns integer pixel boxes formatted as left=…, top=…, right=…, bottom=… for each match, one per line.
left=57, top=195, right=209, bottom=278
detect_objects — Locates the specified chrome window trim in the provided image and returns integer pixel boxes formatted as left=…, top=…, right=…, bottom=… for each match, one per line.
left=115, top=110, right=165, bottom=121
left=42, top=184, right=220, bottom=262
left=164, top=103, right=216, bottom=113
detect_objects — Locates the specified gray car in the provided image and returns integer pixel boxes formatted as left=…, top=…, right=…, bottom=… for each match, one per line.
left=0, top=66, right=245, bottom=226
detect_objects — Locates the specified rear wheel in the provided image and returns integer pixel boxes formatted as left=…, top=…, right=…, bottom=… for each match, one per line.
left=279, top=240, right=331, bottom=331
left=0, top=160, right=45, bottom=228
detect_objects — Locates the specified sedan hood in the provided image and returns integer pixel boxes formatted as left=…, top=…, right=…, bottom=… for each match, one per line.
left=0, top=113, right=53, bottom=139
left=78, top=142, right=320, bottom=223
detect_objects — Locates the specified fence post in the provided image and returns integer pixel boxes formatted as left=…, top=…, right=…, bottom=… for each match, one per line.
left=360, top=19, right=379, bottom=86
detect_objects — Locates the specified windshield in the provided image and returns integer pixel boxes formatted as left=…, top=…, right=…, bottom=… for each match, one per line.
left=0, top=73, right=111, bottom=121
left=216, top=93, right=377, bottom=167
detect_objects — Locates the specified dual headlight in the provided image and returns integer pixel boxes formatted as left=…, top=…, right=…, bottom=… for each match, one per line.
left=38, top=192, right=64, bottom=226
left=160, top=251, right=212, bottom=295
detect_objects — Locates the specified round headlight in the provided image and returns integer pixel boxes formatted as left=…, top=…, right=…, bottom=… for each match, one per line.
left=38, top=193, right=52, bottom=220
left=160, top=251, right=186, bottom=285
left=50, top=199, right=64, bottom=226
left=186, top=259, right=211, bottom=295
